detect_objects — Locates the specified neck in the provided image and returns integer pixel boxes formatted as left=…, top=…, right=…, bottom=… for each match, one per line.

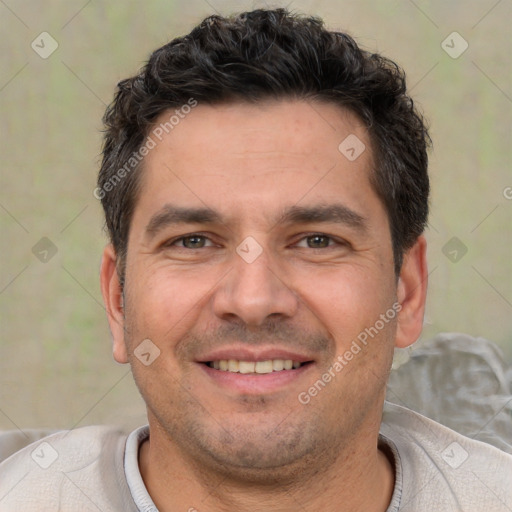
left=138, top=419, right=395, bottom=512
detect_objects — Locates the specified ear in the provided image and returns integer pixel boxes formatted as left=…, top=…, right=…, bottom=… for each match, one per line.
left=100, top=244, right=128, bottom=364
left=395, top=235, right=428, bottom=349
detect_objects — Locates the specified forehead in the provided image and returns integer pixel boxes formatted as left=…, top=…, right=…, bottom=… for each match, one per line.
left=134, top=99, right=380, bottom=226
left=147, top=99, right=370, bottom=165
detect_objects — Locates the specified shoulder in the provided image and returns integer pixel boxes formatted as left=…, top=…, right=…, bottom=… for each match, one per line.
left=381, top=402, right=512, bottom=511
left=0, top=428, right=59, bottom=463
left=0, top=425, right=139, bottom=512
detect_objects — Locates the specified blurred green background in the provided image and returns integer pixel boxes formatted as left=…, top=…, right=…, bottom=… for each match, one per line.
left=1, top=0, right=511, bottom=432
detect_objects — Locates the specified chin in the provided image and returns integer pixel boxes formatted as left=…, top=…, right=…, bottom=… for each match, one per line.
left=175, top=414, right=332, bottom=484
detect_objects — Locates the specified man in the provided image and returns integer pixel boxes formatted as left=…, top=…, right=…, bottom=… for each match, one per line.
left=1, top=8, right=511, bottom=512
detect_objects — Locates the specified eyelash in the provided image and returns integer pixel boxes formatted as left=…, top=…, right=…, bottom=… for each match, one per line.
left=166, top=233, right=216, bottom=249
left=164, top=233, right=346, bottom=250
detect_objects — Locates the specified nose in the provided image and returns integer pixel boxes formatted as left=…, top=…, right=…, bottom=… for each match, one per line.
left=212, top=246, right=299, bottom=326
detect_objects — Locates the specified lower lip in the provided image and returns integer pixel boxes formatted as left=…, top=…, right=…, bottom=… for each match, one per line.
left=199, top=363, right=314, bottom=394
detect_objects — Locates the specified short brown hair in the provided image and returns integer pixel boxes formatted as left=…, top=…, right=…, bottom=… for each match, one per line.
left=98, top=8, right=430, bottom=281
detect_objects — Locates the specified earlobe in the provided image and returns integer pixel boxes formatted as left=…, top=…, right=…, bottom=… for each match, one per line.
left=99, top=244, right=128, bottom=364
left=395, top=236, right=428, bottom=349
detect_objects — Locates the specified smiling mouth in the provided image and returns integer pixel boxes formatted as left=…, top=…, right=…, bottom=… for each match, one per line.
left=205, top=359, right=313, bottom=374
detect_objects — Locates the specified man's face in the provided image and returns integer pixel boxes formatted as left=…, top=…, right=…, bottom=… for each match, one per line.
left=105, top=100, right=421, bottom=477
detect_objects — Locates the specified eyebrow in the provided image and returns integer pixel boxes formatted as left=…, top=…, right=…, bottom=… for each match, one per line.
left=144, top=202, right=368, bottom=239
left=277, top=204, right=367, bottom=232
left=145, top=205, right=222, bottom=238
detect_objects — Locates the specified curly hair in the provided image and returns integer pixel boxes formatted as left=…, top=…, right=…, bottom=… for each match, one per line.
left=98, top=8, right=430, bottom=280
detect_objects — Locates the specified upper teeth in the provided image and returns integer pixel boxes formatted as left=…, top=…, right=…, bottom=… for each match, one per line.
left=209, top=359, right=302, bottom=374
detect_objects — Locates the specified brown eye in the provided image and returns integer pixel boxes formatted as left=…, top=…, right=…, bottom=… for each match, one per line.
left=306, top=235, right=331, bottom=248
left=181, top=235, right=207, bottom=248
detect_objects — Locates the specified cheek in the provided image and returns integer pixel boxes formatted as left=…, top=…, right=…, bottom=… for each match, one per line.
left=294, top=265, right=395, bottom=348
left=125, top=263, right=221, bottom=347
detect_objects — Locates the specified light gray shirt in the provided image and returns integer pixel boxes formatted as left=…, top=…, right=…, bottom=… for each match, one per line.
left=1, top=402, right=511, bottom=511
